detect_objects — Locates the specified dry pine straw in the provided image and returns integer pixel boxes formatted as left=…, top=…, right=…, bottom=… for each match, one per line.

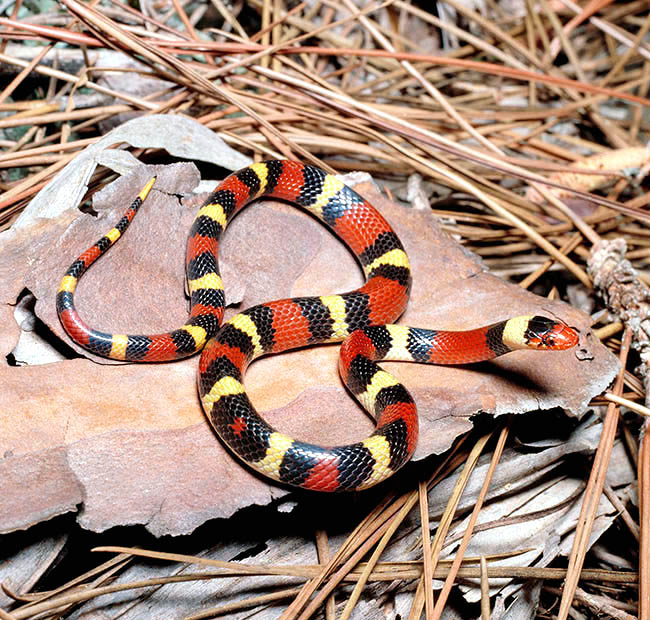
left=1, top=0, right=649, bottom=618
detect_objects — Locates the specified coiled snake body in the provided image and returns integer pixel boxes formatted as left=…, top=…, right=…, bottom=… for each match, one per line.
left=57, top=160, right=578, bottom=491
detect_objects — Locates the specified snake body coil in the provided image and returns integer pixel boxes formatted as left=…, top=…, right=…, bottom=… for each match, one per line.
left=57, top=160, right=578, bottom=491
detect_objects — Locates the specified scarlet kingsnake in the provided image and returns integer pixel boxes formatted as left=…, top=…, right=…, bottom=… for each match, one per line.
left=57, top=160, right=579, bottom=492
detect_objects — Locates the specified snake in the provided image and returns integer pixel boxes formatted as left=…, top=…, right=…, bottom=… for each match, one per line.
left=57, top=160, right=579, bottom=492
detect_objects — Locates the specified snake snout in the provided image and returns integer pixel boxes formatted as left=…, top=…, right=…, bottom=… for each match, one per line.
left=553, top=322, right=580, bottom=349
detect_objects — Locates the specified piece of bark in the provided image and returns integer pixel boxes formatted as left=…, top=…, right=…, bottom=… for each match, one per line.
left=0, top=163, right=618, bottom=535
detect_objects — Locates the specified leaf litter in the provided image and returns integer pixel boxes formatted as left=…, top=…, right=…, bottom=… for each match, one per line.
left=0, top=1, right=648, bottom=618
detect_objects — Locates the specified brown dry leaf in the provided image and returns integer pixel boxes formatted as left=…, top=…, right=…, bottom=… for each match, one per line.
left=0, top=164, right=618, bottom=536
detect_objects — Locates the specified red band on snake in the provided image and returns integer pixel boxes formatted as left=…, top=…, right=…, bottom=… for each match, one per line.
left=57, top=160, right=579, bottom=491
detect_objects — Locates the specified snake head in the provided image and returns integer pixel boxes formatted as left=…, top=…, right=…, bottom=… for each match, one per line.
left=523, top=315, right=579, bottom=350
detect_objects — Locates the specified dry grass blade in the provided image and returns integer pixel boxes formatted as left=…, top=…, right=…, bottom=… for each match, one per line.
left=281, top=443, right=471, bottom=619
left=252, top=64, right=650, bottom=225
left=180, top=587, right=304, bottom=620
left=519, top=232, right=583, bottom=289
left=550, top=0, right=616, bottom=59
left=90, top=548, right=639, bottom=584
left=58, top=0, right=332, bottom=171
left=262, top=69, right=594, bottom=283
left=291, top=459, right=468, bottom=619
left=91, top=546, right=317, bottom=578
left=0, top=51, right=158, bottom=111
left=3, top=551, right=637, bottom=620
left=480, top=556, right=490, bottom=620
left=603, top=393, right=650, bottom=417
left=640, top=419, right=650, bottom=619
left=408, top=432, right=493, bottom=620
left=0, top=42, right=53, bottom=106
left=278, top=504, right=398, bottom=619
left=557, top=329, right=632, bottom=620
left=338, top=492, right=417, bottom=620
left=2, top=1, right=648, bottom=616
left=419, top=479, right=435, bottom=618
left=432, top=423, right=509, bottom=619
left=264, top=46, right=650, bottom=106
left=314, top=530, right=335, bottom=620
left=340, top=0, right=502, bottom=156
